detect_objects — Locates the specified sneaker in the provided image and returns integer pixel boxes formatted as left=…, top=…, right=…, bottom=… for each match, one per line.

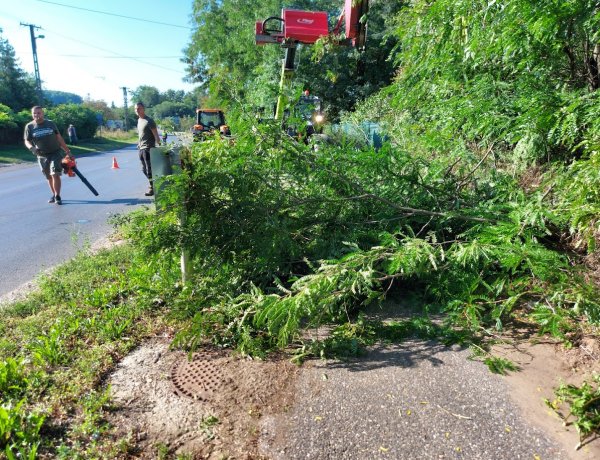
left=55, top=195, right=62, bottom=205
left=48, top=196, right=56, bottom=203
left=144, top=189, right=154, bottom=196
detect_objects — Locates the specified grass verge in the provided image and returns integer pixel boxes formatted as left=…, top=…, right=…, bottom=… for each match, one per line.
left=0, top=241, right=178, bottom=458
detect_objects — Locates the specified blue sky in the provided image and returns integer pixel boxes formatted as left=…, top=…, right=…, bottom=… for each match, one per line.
left=0, top=0, right=196, bottom=107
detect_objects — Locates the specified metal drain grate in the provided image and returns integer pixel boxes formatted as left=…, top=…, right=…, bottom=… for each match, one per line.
left=171, top=353, right=225, bottom=401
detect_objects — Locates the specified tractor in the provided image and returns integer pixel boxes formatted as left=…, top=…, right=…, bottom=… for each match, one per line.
left=191, top=108, right=231, bottom=141
left=283, top=90, right=325, bottom=142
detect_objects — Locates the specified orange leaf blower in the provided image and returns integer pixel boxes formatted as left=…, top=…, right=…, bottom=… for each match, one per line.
left=61, top=156, right=99, bottom=196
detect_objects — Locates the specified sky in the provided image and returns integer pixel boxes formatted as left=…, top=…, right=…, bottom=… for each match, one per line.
left=0, top=0, right=197, bottom=107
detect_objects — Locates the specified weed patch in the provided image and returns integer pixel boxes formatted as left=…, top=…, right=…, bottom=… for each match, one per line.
left=0, top=243, right=174, bottom=457
left=547, top=374, right=600, bottom=449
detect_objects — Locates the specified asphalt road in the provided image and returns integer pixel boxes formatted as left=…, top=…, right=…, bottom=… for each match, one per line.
left=261, top=341, right=568, bottom=460
left=0, top=145, right=153, bottom=297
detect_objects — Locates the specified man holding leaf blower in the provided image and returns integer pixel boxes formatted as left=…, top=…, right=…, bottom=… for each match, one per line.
left=24, top=106, right=72, bottom=205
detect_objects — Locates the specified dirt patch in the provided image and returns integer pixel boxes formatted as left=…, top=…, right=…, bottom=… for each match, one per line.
left=583, top=250, right=600, bottom=286
left=493, top=334, right=600, bottom=459
left=106, top=329, right=600, bottom=459
left=107, top=337, right=299, bottom=459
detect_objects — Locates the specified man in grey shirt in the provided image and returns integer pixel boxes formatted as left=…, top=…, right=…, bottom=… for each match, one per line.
left=134, top=102, right=161, bottom=196
left=24, top=106, right=72, bottom=205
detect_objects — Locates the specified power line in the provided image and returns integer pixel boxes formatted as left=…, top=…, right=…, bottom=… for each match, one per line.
left=40, top=26, right=187, bottom=75
left=34, top=0, right=191, bottom=30
left=54, top=55, right=183, bottom=59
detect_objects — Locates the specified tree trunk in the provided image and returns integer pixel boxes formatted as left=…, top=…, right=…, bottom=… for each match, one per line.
left=589, top=43, right=600, bottom=91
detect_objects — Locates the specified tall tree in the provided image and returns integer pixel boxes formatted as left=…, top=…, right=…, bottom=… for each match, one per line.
left=151, top=101, right=193, bottom=119
left=161, top=89, right=186, bottom=104
left=184, top=0, right=284, bottom=107
left=83, top=100, right=117, bottom=122
left=130, top=85, right=161, bottom=108
left=0, top=32, right=37, bottom=112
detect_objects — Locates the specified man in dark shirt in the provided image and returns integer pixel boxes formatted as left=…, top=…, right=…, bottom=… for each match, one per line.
left=67, top=124, right=78, bottom=145
left=24, top=106, right=72, bottom=205
left=135, top=102, right=161, bottom=196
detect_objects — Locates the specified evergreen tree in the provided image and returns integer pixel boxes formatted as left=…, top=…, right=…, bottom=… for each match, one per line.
left=0, top=32, right=37, bottom=112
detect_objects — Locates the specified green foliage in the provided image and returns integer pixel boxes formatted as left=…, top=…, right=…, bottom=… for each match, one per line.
left=152, top=101, right=193, bottom=120
left=186, top=0, right=283, bottom=101
left=248, top=249, right=383, bottom=348
left=123, top=109, right=597, bottom=357
left=0, top=34, right=37, bottom=112
left=0, top=105, right=30, bottom=144
left=0, top=242, right=181, bottom=457
left=0, top=359, right=28, bottom=400
left=129, top=85, right=161, bottom=108
left=482, top=356, right=519, bottom=375
left=96, top=305, right=136, bottom=341
left=4, top=2, right=600, bottom=455
left=295, top=2, right=405, bottom=120
left=529, top=302, right=573, bottom=338
left=27, top=320, right=76, bottom=368
left=382, top=0, right=600, bottom=166
left=45, top=103, right=99, bottom=140
left=547, top=374, right=600, bottom=449
left=184, top=1, right=401, bottom=114
left=551, top=151, right=600, bottom=251
left=199, top=414, right=219, bottom=441
left=377, top=316, right=449, bottom=344
left=72, top=388, right=112, bottom=438
left=0, top=400, right=44, bottom=457
left=0, top=104, right=17, bottom=129
left=469, top=345, right=519, bottom=375
left=297, top=314, right=457, bottom=362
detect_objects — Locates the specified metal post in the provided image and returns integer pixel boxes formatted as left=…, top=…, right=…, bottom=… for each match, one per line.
left=275, top=44, right=296, bottom=121
left=20, top=23, right=43, bottom=104
left=178, top=147, right=192, bottom=284
left=120, top=87, right=129, bottom=130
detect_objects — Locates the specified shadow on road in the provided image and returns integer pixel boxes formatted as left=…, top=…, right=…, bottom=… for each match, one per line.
left=327, top=340, right=463, bottom=372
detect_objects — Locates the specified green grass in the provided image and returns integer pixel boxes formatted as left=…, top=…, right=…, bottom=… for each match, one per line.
left=0, top=131, right=138, bottom=165
left=0, top=242, right=176, bottom=458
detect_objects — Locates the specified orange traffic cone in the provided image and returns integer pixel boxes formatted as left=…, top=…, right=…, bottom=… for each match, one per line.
left=111, top=156, right=120, bottom=169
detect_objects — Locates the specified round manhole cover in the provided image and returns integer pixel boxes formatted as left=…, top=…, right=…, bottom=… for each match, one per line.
left=171, top=352, right=227, bottom=401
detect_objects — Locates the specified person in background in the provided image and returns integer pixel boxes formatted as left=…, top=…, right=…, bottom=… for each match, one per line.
left=162, top=130, right=168, bottom=143
left=24, top=106, right=72, bottom=205
left=134, top=102, right=161, bottom=196
left=67, top=124, right=78, bottom=145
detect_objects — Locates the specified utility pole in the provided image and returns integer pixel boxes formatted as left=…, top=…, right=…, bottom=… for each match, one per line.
left=20, top=23, right=44, bottom=104
left=120, top=87, right=129, bottom=130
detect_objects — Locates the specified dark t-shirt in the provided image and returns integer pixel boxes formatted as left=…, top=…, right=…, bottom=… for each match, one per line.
left=24, top=119, right=61, bottom=154
left=137, top=116, right=157, bottom=149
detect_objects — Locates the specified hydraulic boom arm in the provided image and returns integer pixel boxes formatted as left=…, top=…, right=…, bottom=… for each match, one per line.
left=255, top=0, right=370, bottom=120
